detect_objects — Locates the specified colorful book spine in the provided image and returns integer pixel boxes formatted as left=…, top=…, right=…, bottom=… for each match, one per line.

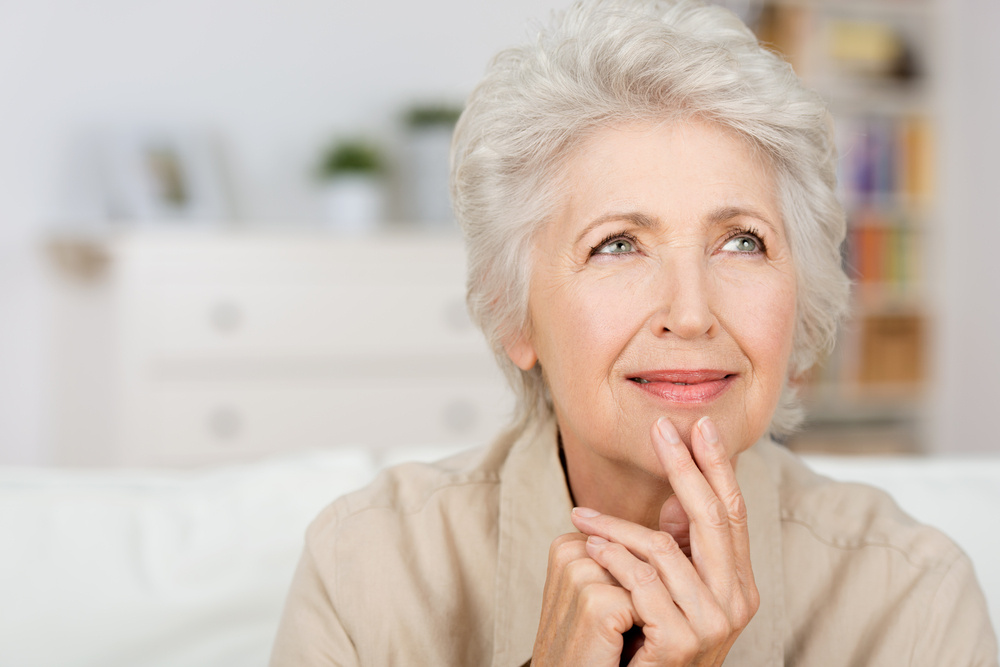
left=844, top=212, right=918, bottom=287
left=836, top=113, right=930, bottom=293
left=836, top=114, right=934, bottom=206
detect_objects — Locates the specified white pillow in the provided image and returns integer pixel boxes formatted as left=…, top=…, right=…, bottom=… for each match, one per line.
left=0, top=447, right=378, bottom=667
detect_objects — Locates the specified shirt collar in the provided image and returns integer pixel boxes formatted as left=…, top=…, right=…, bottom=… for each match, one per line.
left=489, top=416, right=786, bottom=666
left=727, top=441, right=786, bottom=665
left=491, top=415, right=575, bottom=666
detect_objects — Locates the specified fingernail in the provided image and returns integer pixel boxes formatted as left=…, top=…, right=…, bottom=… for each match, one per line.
left=656, top=417, right=681, bottom=445
left=698, top=416, right=719, bottom=444
left=572, top=507, right=600, bottom=518
left=587, top=535, right=608, bottom=546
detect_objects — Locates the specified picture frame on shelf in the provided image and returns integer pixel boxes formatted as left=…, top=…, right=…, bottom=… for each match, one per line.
left=100, top=126, right=230, bottom=225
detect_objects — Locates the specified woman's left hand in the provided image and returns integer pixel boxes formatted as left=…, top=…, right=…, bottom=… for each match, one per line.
left=569, top=417, right=759, bottom=666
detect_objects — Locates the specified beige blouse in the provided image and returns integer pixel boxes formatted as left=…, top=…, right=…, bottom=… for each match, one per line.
left=270, top=416, right=998, bottom=666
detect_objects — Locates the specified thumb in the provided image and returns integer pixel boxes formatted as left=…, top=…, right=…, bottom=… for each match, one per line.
left=658, top=494, right=691, bottom=558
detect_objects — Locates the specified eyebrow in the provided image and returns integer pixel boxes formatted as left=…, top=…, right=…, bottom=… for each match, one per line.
left=574, top=211, right=660, bottom=246
left=575, top=204, right=779, bottom=246
left=706, top=205, right=779, bottom=232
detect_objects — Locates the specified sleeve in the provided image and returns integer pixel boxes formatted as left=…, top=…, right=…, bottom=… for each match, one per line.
left=912, top=552, right=998, bottom=667
left=269, top=528, right=360, bottom=667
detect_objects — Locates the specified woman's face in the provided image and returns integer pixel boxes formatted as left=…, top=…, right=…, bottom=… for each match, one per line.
left=507, top=120, right=797, bottom=480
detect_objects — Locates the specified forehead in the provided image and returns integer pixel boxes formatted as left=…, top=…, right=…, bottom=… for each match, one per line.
left=549, top=119, right=782, bottom=236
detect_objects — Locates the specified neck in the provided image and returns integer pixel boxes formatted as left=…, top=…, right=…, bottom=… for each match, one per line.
left=561, top=439, right=673, bottom=530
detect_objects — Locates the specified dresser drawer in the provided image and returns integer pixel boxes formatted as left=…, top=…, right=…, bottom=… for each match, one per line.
left=107, top=232, right=516, bottom=467
left=134, top=280, right=487, bottom=360
left=124, top=375, right=515, bottom=466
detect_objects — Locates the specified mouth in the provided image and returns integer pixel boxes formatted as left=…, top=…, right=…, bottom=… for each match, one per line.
left=627, top=370, right=736, bottom=404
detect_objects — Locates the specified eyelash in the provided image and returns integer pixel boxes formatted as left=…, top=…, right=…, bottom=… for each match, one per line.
left=589, top=231, right=639, bottom=257
left=589, top=227, right=767, bottom=257
left=722, top=226, right=768, bottom=254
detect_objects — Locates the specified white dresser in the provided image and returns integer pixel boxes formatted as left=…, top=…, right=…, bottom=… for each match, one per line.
left=67, top=230, right=514, bottom=467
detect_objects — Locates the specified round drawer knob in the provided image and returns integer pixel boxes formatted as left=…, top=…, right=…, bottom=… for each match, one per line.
left=209, top=300, right=243, bottom=334
left=208, top=406, right=242, bottom=441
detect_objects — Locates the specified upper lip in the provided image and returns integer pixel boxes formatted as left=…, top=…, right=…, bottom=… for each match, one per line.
left=628, top=369, right=735, bottom=384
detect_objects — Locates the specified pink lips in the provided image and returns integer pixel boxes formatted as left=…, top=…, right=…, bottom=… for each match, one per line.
left=627, top=369, right=735, bottom=404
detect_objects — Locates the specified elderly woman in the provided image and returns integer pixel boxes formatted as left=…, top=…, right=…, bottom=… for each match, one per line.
left=271, top=1, right=997, bottom=665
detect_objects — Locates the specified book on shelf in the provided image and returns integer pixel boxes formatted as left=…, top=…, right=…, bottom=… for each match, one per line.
left=754, top=2, right=925, bottom=87
left=834, top=113, right=931, bottom=305
left=859, top=313, right=925, bottom=386
left=804, top=310, right=926, bottom=395
left=835, top=114, right=934, bottom=207
left=844, top=215, right=921, bottom=289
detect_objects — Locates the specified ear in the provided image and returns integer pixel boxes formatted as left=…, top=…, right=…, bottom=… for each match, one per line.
left=503, top=330, right=538, bottom=371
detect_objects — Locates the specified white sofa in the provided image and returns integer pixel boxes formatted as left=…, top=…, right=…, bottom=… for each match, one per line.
left=2, top=446, right=998, bottom=667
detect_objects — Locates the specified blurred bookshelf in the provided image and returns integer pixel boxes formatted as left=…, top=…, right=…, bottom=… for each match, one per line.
left=748, top=0, right=937, bottom=454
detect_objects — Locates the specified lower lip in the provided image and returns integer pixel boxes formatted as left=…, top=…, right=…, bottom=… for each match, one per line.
left=629, top=376, right=735, bottom=404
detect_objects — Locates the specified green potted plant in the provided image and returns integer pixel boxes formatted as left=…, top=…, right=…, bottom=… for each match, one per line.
left=317, top=138, right=387, bottom=233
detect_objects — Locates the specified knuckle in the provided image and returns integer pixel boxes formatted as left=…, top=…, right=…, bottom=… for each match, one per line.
left=553, top=532, right=583, bottom=549
left=675, top=627, right=700, bottom=658
left=633, top=561, right=659, bottom=587
left=548, top=534, right=583, bottom=568
left=577, top=583, right=608, bottom=617
left=703, top=608, right=732, bottom=645
left=729, top=595, right=752, bottom=628
left=705, top=443, right=729, bottom=468
left=563, top=557, right=593, bottom=588
left=746, top=583, right=761, bottom=616
left=673, top=452, right=700, bottom=476
left=647, top=531, right=680, bottom=558
left=726, top=491, right=748, bottom=525
left=704, top=497, right=729, bottom=529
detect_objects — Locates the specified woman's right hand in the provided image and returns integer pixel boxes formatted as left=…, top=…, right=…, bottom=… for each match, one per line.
left=531, top=531, right=642, bottom=665
left=530, top=417, right=758, bottom=667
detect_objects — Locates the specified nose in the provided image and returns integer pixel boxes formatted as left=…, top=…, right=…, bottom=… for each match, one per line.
left=648, top=253, right=717, bottom=340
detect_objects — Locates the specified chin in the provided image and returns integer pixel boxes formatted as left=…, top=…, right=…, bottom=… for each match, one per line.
left=632, top=403, right=764, bottom=460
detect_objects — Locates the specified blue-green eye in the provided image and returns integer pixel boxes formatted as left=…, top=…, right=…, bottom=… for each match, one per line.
left=722, top=234, right=762, bottom=253
left=594, top=238, right=635, bottom=255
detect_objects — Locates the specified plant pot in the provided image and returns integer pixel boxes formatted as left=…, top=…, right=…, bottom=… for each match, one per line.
left=404, top=125, right=454, bottom=226
left=321, top=175, right=386, bottom=233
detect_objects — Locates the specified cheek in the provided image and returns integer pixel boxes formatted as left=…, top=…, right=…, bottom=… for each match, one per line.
left=717, top=268, right=797, bottom=383
left=714, top=268, right=796, bottom=452
left=532, top=271, right=648, bottom=384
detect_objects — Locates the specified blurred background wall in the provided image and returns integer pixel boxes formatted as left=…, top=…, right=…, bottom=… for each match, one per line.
left=0, top=0, right=567, bottom=465
left=0, top=0, right=997, bottom=466
left=934, top=0, right=1000, bottom=455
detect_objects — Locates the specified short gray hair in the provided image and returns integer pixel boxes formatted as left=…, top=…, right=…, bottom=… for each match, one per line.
left=450, top=0, right=850, bottom=436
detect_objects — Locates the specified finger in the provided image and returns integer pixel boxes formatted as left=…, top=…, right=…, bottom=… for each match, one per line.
left=589, top=533, right=748, bottom=667
left=581, top=583, right=642, bottom=647
left=572, top=508, right=713, bottom=619
left=535, top=579, right=638, bottom=665
left=546, top=532, right=619, bottom=589
left=657, top=494, right=691, bottom=557
left=571, top=508, right=690, bottom=577
left=651, top=418, right=737, bottom=594
left=689, top=417, right=755, bottom=596
left=584, top=535, right=687, bottom=634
